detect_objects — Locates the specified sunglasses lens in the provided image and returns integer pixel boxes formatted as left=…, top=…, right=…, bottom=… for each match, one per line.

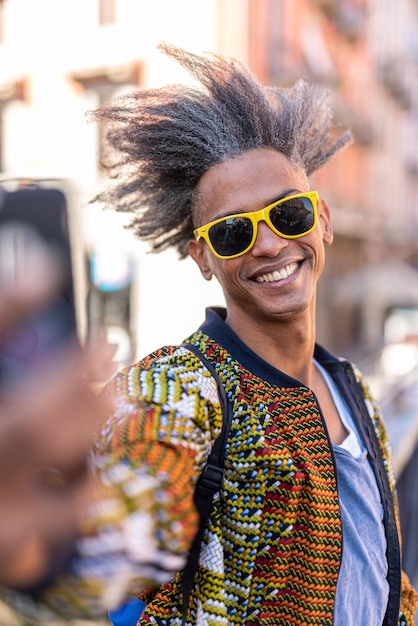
left=209, top=217, right=253, bottom=257
left=270, top=196, right=314, bottom=236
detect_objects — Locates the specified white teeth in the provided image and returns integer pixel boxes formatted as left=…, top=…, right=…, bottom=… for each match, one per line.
left=255, top=262, right=298, bottom=283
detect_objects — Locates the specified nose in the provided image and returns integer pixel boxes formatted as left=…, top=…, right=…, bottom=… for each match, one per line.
left=250, top=220, right=289, bottom=257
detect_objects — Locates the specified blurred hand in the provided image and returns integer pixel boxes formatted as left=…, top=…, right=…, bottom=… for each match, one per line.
left=0, top=250, right=113, bottom=589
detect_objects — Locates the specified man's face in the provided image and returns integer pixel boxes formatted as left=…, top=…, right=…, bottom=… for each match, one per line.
left=188, top=147, right=333, bottom=330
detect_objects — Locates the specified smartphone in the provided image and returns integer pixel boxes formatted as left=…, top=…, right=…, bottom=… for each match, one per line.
left=0, top=185, right=78, bottom=386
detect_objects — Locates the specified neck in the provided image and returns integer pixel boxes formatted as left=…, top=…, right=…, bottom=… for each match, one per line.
left=225, top=309, right=317, bottom=386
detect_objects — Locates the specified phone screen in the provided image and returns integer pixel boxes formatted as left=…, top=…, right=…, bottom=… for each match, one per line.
left=0, top=186, right=78, bottom=386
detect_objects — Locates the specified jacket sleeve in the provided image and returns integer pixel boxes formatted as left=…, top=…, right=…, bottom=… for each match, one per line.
left=352, top=364, right=417, bottom=625
left=0, top=346, right=223, bottom=624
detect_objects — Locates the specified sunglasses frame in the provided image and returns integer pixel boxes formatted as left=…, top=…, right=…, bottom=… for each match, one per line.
left=193, top=191, right=320, bottom=259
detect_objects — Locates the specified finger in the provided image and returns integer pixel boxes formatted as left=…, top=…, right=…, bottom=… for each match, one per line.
left=0, top=474, right=94, bottom=588
left=0, top=370, right=105, bottom=474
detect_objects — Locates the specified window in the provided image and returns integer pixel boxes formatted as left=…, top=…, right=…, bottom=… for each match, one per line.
left=98, top=0, right=116, bottom=25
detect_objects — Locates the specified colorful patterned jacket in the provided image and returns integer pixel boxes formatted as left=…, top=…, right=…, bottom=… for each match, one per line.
left=2, top=307, right=416, bottom=625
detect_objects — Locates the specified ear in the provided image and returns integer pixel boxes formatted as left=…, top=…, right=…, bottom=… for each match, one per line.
left=318, top=199, right=333, bottom=246
left=188, top=239, right=213, bottom=281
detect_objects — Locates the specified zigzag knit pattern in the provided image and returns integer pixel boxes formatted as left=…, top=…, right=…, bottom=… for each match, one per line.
left=137, top=334, right=342, bottom=625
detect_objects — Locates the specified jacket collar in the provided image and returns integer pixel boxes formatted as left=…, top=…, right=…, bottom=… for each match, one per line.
left=198, top=306, right=348, bottom=389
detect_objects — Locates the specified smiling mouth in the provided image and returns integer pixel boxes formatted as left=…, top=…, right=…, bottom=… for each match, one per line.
left=254, top=262, right=299, bottom=283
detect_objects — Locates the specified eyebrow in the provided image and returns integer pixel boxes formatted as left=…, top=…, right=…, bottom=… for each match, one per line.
left=211, top=188, right=301, bottom=222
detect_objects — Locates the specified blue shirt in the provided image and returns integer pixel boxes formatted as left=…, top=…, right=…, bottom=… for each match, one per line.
left=316, top=360, right=389, bottom=625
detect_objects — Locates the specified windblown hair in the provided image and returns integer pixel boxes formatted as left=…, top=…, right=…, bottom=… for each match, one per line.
left=90, top=43, right=352, bottom=258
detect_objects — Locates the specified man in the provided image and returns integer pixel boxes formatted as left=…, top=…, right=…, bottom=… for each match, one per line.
left=1, top=44, right=416, bottom=626
left=90, top=43, right=416, bottom=625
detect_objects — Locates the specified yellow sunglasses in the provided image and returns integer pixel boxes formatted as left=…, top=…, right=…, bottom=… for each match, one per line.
left=193, top=191, right=319, bottom=259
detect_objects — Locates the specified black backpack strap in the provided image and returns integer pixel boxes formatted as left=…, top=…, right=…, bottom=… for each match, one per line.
left=180, top=343, right=232, bottom=626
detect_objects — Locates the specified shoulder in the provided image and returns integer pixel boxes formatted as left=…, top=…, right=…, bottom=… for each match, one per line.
left=109, top=343, right=220, bottom=405
left=101, top=343, right=224, bottom=451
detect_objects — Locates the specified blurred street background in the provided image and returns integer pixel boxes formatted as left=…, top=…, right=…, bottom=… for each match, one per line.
left=0, top=0, right=417, bottom=623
